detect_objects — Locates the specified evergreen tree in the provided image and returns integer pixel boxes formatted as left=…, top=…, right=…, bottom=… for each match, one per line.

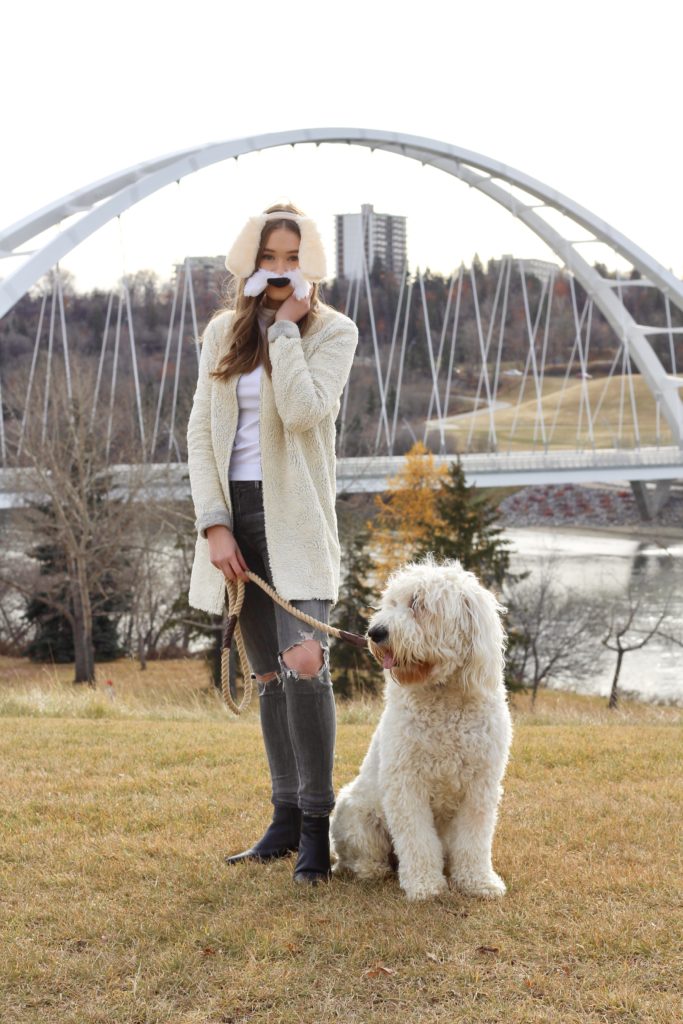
left=331, top=526, right=383, bottom=698
left=24, top=508, right=126, bottom=664
left=413, top=460, right=511, bottom=587
left=24, top=536, right=73, bottom=662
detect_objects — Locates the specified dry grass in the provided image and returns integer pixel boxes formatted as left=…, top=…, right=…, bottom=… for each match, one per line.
left=0, top=655, right=225, bottom=721
left=1, top=659, right=681, bottom=1023
left=434, top=375, right=674, bottom=450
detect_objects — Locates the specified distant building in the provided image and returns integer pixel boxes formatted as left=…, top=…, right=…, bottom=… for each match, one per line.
left=515, top=258, right=560, bottom=285
left=172, top=256, right=228, bottom=291
left=335, top=204, right=407, bottom=280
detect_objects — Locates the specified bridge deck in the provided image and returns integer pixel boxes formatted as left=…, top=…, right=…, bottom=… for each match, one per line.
left=1, top=447, right=681, bottom=507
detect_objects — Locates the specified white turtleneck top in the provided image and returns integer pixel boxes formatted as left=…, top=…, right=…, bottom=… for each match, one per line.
left=227, top=302, right=277, bottom=481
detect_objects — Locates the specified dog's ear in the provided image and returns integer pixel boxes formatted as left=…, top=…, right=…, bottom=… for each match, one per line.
left=460, top=584, right=506, bottom=693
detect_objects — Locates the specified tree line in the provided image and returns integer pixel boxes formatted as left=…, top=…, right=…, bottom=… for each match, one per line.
left=2, top=258, right=681, bottom=462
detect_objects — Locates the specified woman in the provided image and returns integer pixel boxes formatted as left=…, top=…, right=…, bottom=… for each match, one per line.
left=186, top=202, right=358, bottom=885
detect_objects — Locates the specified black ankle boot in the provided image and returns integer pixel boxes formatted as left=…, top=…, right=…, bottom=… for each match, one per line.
left=293, top=813, right=331, bottom=885
left=224, top=805, right=302, bottom=865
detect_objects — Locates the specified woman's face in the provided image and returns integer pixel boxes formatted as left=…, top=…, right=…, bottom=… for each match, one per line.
left=259, top=226, right=300, bottom=302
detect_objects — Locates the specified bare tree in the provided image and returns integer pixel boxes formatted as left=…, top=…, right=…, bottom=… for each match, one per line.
left=504, top=558, right=603, bottom=704
left=119, top=496, right=199, bottom=669
left=0, top=570, right=32, bottom=654
left=600, top=585, right=673, bottom=709
left=0, top=358, right=147, bottom=683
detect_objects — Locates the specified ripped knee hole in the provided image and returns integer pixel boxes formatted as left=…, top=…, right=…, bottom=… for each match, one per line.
left=280, top=637, right=328, bottom=678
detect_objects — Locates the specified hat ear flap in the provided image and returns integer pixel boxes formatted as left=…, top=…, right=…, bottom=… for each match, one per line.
left=225, top=215, right=267, bottom=277
left=297, top=217, right=327, bottom=281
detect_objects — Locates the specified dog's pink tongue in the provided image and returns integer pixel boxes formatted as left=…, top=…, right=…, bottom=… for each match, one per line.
left=382, top=652, right=396, bottom=668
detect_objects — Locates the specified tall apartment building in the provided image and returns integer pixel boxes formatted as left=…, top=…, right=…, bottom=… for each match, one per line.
left=335, top=204, right=407, bottom=279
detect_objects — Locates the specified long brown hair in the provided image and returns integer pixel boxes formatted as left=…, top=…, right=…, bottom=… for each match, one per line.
left=210, top=201, right=326, bottom=382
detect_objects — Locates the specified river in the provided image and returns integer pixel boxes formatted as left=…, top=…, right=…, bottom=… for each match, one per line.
left=505, top=527, right=683, bottom=705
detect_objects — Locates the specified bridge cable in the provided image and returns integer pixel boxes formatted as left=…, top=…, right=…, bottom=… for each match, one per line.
left=534, top=268, right=555, bottom=451
left=122, top=276, right=146, bottom=458
left=664, top=295, right=677, bottom=376
left=167, top=263, right=189, bottom=461
left=518, top=262, right=549, bottom=451
left=151, top=269, right=180, bottom=459
left=613, top=272, right=629, bottom=449
left=375, top=255, right=407, bottom=454
left=491, top=257, right=513, bottom=451
left=18, top=288, right=47, bottom=459
left=90, top=289, right=115, bottom=431
left=105, top=286, right=125, bottom=461
left=441, top=264, right=464, bottom=426
left=577, top=295, right=594, bottom=446
left=391, top=275, right=414, bottom=455
left=424, top=268, right=455, bottom=436
left=360, top=220, right=391, bottom=453
left=587, top=292, right=625, bottom=445
left=465, top=258, right=507, bottom=452
left=185, top=257, right=201, bottom=368
left=55, top=263, right=73, bottom=405
left=417, top=269, right=445, bottom=451
left=568, top=275, right=595, bottom=449
left=626, top=341, right=641, bottom=449
left=41, top=269, right=58, bottom=447
left=506, top=265, right=547, bottom=451
left=338, top=274, right=360, bottom=458
left=547, top=296, right=588, bottom=448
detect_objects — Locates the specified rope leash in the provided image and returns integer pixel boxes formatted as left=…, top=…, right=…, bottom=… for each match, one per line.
left=220, top=568, right=368, bottom=716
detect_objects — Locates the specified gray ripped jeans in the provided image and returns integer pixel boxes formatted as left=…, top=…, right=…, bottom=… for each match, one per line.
left=228, top=480, right=336, bottom=816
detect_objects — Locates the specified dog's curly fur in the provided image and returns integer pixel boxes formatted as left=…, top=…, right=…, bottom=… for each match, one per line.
left=330, top=556, right=512, bottom=902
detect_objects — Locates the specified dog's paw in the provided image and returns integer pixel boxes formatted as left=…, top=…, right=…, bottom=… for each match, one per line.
left=401, top=875, right=449, bottom=901
left=332, top=860, right=392, bottom=881
left=450, top=872, right=506, bottom=899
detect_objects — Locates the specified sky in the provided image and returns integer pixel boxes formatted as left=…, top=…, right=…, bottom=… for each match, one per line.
left=2, top=0, right=682, bottom=295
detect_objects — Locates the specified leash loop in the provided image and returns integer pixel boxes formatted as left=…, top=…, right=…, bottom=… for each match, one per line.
left=220, top=569, right=368, bottom=716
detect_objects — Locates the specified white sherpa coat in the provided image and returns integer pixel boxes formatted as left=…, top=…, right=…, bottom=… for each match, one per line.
left=187, top=306, right=359, bottom=616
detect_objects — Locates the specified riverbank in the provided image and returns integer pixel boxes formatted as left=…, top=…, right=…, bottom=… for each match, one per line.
left=503, top=522, right=683, bottom=708
left=497, top=481, right=683, bottom=532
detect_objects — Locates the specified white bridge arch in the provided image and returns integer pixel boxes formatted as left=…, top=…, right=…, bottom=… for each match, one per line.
left=1, top=127, right=682, bottom=446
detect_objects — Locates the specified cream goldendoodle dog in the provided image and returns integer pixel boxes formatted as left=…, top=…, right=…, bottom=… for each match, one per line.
left=330, top=556, right=512, bottom=902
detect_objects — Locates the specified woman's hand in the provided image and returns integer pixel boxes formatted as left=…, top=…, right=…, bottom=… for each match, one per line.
left=206, top=525, right=250, bottom=583
left=275, top=292, right=311, bottom=324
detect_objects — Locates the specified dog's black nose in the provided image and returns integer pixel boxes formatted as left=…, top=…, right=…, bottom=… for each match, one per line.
left=367, top=624, right=389, bottom=644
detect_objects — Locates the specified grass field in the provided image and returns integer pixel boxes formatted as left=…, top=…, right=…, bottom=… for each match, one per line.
left=1, top=659, right=681, bottom=1023
left=427, top=375, right=674, bottom=451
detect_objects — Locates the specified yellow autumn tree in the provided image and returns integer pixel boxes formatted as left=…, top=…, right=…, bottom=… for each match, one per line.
left=366, top=440, right=449, bottom=588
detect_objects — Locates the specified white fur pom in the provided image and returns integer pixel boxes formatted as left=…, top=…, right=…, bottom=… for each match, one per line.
left=243, top=268, right=271, bottom=296
left=289, top=268, right=312, bottom=299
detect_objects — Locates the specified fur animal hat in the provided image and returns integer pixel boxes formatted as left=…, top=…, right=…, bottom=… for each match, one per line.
left=224, top=209, right=327, bottom=282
